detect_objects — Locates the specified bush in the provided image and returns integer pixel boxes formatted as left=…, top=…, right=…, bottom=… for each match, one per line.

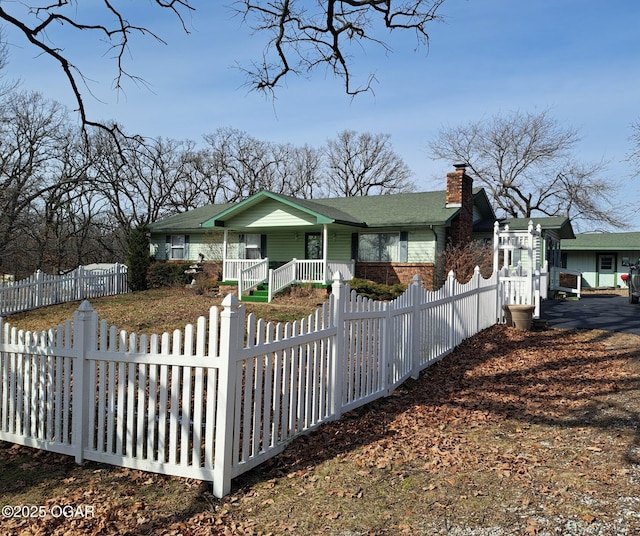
left=190, top=274, right=220, bottom=295
left=438, top=240, right=493, bottom=284
left=146, top=261, right=191, bottom=288
left=126, top=224, right=153, bottom=292
left=347, top=278, right=406, bottom=301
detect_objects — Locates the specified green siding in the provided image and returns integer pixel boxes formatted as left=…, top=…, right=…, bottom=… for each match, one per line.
left=329, top=232, right=354, bottom=260
left=266, top=230, right=354, bottom=262
left=267, top=232, right=306, bottom=261
left=566, top=249, right=640, bottom=288
left=153, top=228, right=438, bottom=264
left=151, top=232, right=225, bottom=261
left=407, top=228, right=437, bottom=263
left=225, top=198, right=318, bottom=228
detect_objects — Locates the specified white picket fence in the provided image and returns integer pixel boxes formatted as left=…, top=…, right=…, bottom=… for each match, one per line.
left=0, top=268, right=520, bottom=497
left=0, top=264, right=128, bottom=316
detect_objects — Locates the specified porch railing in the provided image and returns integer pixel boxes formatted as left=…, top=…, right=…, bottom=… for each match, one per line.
left=550, top=266, right=582, bottom=298
left=223, top=259, right=263, bottom=282
left=295, top=259, right=324, bottom=282
left=225, top=259, right=356, bottom=301
left=268, top=260, right=297, bottom=301
left=238, top=258, right=269, bottom=298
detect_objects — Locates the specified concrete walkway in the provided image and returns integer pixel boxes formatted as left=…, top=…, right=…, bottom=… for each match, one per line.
left=539, top=292, right=640, bottom=335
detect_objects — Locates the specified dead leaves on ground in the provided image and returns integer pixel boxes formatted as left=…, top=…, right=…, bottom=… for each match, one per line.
left=2, top=325, right=640, bottom=535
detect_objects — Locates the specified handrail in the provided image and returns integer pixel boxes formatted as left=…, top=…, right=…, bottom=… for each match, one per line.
left=268, top=260, right=297, bottom=302
left=238, top=258, right=269, bottom=299
left=550, top=266, right=582, bottom=298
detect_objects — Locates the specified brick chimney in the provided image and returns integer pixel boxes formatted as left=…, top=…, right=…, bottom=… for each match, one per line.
left=445, top=163, right=474, bottom=246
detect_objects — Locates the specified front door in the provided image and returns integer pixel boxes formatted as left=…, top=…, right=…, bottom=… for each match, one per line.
left=305, top=233, right=322, bottom=260
left=597, top=253, right=616, bottom=287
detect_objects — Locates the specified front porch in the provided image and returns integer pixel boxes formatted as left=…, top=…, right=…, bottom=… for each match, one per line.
left=222, top=258, right=355, bottom=302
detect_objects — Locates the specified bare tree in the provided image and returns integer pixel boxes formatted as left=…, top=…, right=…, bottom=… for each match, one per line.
left=23, top=128, right=97, bottom=273
left=0, top=90, right=79, bottom=275
left=0, top=2, right=446, bottom=133
left=201, top=127, right=323, bottom=202
left=428, top=110, right=621, bottom=230
left=236, top=0, right=445, bottom=95
left=437, top=240, right=493, bottom=284
left=628, top=119, right=640, bottom=167
left=324, top=130, right=414, bottom=196
left=284, top=144, right=324, bottom=199
left=90, top=132, right=197, bottom=228
left=0, top=1, right=194, bottom=136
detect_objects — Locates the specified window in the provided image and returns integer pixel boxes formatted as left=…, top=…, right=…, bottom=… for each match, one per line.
left=170, top=235, right=186, bottom=260
left=240, top=233, right=264, bottom=259
left=600, top=256, right=613, bottom=270
left=305, top=233, right=322, bottom=260
left=358, top=233, right=399, bottom=262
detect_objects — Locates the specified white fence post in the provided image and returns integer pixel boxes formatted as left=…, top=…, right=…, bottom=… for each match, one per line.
left=410, top=275, right=421, bottom=380
left=73, top=267, right=81, bottom=301
left=496, top=267, right=504, bottom=323
left=330, top=271, right=345, bottom=421
left=71, top=300, right=96, bottom=464
left=446, top=270, right=456, bottom=348
left=35, top=270, right=43, bottom=309
left=473, top=266, right=481, bottom=333
left=213, top=293, right=242, bottom=498
left=115, top=263, right=123, bottom=294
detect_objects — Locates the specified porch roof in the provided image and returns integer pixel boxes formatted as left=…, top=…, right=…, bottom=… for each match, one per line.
left=500, top=216, right=576, bottom=239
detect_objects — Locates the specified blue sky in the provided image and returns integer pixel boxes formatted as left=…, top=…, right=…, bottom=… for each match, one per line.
left=4, top=0, right=640, bottom=230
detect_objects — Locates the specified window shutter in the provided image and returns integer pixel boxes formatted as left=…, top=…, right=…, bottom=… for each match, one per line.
left=165, top=235, right=170, bottom=260
left=261, top=234, right=267, bottom=258
left=185, top=235, right=190, bottom=260
left=351, top=233, right=359, bottom=261
left=399, top=232, right=409, bottom=262
left=239, top=234, right=246, bottom=259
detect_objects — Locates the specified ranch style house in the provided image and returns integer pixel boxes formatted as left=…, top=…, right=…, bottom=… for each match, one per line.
left=148, top=164, right=575, bottom=299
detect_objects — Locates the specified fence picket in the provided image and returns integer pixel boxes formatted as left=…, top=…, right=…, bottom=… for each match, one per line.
left=0, top=264, right=128, bottom=316
left=0, top=265, right=540, bottom=498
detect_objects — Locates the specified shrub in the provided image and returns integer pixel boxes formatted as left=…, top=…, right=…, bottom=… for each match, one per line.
left=438, top=240, right=493, bottom=284
left=347, top=278, right=406, bottom=301
left=190, top=274, right=220, bottom=295
left=126, top=224, right=153, bottom=292
left=146, top=261, right=191, bottom=288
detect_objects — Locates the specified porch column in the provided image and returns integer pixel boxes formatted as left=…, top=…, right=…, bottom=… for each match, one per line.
left=222, top=229, right=228, bottom=281
left=322, top=224, right=329, bottom=283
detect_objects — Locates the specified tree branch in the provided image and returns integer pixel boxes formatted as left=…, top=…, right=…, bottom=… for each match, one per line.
left=236, top=0, right=445, bottom=95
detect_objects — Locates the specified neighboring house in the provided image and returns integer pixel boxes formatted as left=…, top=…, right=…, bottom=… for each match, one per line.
left=148, top=165, right=496, bottom=292
left=560, top=232, right=640, bottom=288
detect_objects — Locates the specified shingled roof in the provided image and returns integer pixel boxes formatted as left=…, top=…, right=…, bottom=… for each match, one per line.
left=500, top=216, right=575, bottom=239
left=149, top=188, right=494, bottom=231
left=561, top=232, right=640, bottom=250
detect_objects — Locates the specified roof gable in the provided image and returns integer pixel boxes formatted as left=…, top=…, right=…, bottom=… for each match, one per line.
left=203, top=191, right=364, bottom=227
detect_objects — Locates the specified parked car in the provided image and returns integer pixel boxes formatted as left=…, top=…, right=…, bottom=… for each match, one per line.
left=622, top=258, right=640, bottom=303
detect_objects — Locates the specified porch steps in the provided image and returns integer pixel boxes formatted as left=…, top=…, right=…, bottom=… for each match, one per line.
left=242, top=284, right=270, bottom=303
